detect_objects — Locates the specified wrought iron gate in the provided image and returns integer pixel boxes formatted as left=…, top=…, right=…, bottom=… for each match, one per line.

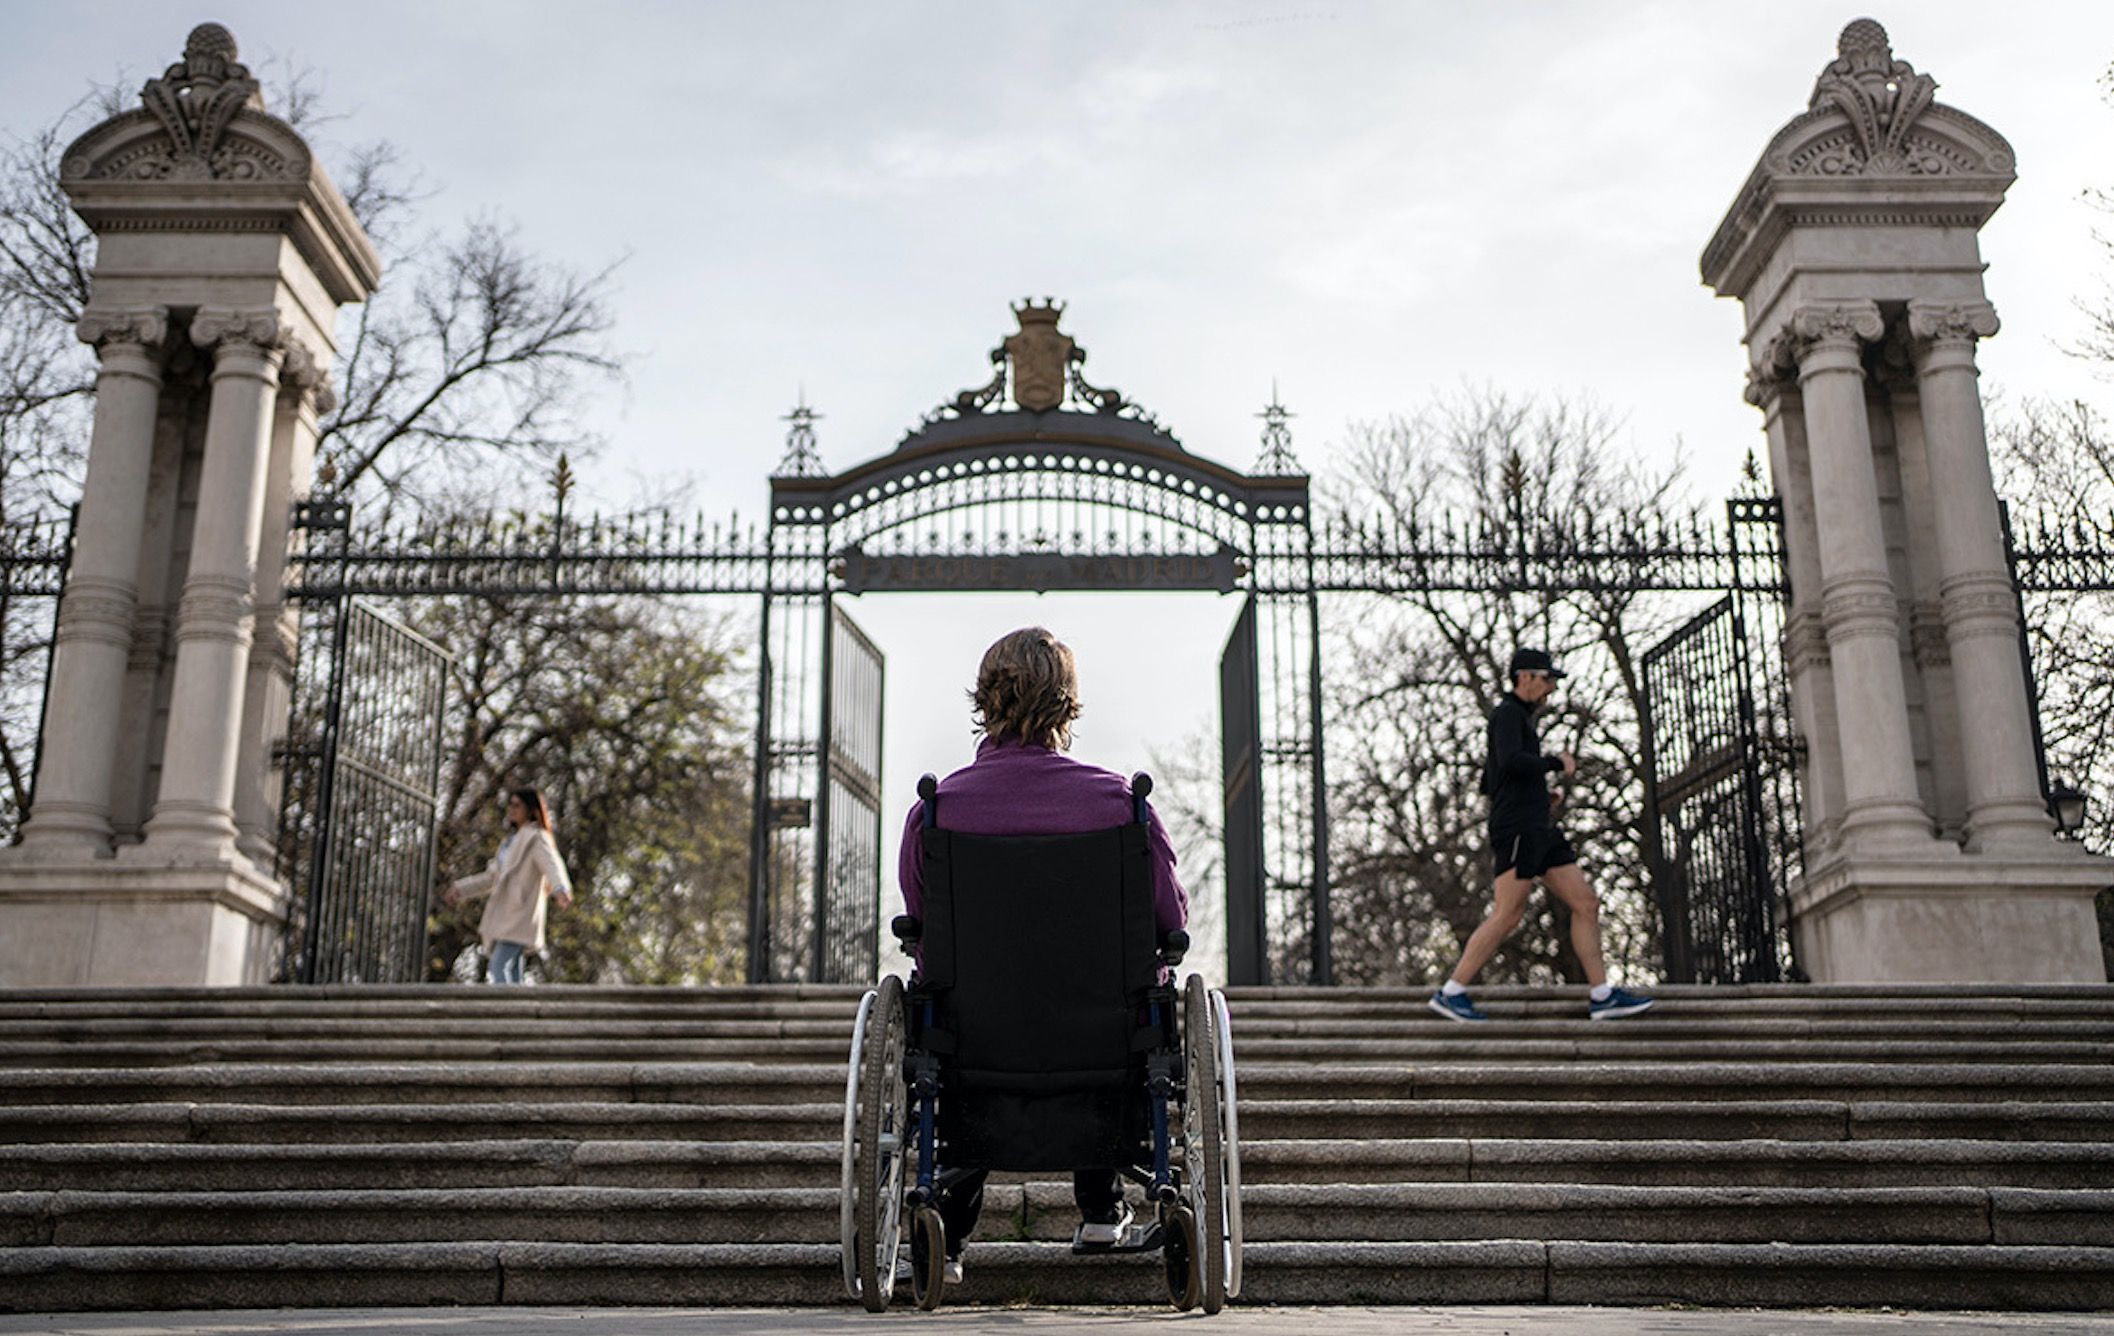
left=279, top=600, right=451, bottom=984
left=815, top=600, right=884, bottom=982
left=1220, top=595, right=1266, bottom=983
left=1639, top=594, right=1784, bottom=983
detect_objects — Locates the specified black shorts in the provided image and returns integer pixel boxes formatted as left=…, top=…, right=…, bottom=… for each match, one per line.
left=1491, top=825, right=1578, bottom=880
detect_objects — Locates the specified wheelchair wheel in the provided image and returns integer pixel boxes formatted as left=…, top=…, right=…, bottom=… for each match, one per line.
left=1182, top=975, right=1228, bottom=1314
left=1162, top=1203, right=1201, bottom=1311
left=847, top=974, right=909, bottom=1311
left=909, top=1204, right=947, bottom=1311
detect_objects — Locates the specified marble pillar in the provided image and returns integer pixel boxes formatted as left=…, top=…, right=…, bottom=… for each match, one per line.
left=133, top=309, right=285, bottom=865
left=234, top=347, right=330, bottom=867
left=1908, top=300, right=2054, bottom=848
left=12, top=308, right=167, bottom=856
left=1789, top=301, right=1934, bottom=851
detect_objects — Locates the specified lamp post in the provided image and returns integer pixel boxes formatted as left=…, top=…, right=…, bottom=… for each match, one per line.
left=2047, top=781, right=2089, bottom=839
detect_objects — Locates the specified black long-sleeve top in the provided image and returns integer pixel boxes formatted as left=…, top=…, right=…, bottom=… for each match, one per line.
left=1481, top=692, right=1563, bottom=831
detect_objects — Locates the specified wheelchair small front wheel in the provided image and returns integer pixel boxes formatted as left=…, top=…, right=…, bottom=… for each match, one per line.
left=909, top=1205, right=947, bottom=1311
left=1161, top=1203, right=1201, bottom=1311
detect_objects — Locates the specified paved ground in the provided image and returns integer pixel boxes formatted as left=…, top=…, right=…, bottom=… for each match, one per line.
left=4, top=1310, right=2112, bottom=1336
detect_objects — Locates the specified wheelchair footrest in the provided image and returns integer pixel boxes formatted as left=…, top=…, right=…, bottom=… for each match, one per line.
left=1070, top=1219, right=1166, bottom=1255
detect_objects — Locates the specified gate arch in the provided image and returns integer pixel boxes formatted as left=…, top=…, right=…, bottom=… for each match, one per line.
left=749, top=303, right=1328, bottom=985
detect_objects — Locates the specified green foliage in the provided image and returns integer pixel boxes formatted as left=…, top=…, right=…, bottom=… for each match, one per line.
left=421, top=593, right=750, bottom=985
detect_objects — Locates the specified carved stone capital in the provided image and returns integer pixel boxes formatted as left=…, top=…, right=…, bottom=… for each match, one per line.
left=190, top=307, right=286, bottom=354
left=76, top=306, right=168, bottom=352
left=1907, top=299, right=2001, bottom=349
left=1789, top=301, right=1885, bottom=355
left=278, top=340, right=338, bottom=415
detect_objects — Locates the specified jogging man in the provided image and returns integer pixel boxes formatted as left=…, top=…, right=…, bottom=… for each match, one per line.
left=1429, top=648, right=1654, bottom=1022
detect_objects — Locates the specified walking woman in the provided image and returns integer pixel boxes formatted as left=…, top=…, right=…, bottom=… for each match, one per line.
left=443, top=787, right=575, bottom=985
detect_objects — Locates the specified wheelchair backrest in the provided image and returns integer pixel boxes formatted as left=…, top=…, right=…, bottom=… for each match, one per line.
left=917, top=820, right=1160, bottom=1090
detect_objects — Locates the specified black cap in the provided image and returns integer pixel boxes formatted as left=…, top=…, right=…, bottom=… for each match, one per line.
left=1508, top=648, right=1567, bottom=680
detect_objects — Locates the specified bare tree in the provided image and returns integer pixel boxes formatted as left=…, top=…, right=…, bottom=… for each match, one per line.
left=0, top=77, right=625, bottom=837
left=1319, top=392, right=1696, bottom=987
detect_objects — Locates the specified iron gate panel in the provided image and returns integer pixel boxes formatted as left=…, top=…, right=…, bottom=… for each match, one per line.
left=1641, top=594, right=1783, bottom=984
left=281, top=600, right=451, bottom=984
left=1221, top=594, right=1266, bottom=984
left=816, top=599, right=884, bottom=982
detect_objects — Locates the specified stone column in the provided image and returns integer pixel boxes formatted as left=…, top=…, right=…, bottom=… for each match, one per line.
left=13, top=308, right=167, bottom=855
left=1907, top=300, right=2053, bottom=848
left=1790, top=301, right=1931, bottom=849
left=134, top=308, right=286, bottom=863
left=1749, top=365, right=1847, bottom=852
left=233, top=345, right=330, bottom=866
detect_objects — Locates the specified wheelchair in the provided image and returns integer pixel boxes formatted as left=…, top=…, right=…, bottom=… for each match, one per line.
left=839, top=771, right=1244, bottom=1313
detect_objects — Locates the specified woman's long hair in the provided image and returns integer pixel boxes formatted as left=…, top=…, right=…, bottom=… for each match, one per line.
left=510, top=787, right=555, bottom=834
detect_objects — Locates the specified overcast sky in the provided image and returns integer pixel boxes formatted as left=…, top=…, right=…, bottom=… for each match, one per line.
left=9, top=4, right=2113, bottom=967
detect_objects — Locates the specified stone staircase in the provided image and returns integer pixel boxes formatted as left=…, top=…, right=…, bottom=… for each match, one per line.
left=1, top=983, right=2111, bottom=1311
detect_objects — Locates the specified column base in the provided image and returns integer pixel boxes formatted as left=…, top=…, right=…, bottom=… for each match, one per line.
left=0, top=859, right=287, bottom=987
left=128, top=804, right=246, bottom=867
left=1790, top=846, right=2112, bottom=983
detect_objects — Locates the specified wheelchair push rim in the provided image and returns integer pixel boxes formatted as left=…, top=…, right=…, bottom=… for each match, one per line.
left=1181, top=974, right=1229, bottom=1314
left=1211, top=985, right=1245, bottom=1299
left=845, top=974, right=910, bottom=1310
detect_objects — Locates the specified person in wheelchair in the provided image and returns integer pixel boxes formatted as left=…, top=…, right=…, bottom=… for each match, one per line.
left=894, top=626, right=1190, bottom=1283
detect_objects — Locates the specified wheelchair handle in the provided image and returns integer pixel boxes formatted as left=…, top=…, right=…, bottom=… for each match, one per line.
left=891, top=915, right=923, bottom=953
left=1159, top=928, right=1189, bottom=967
left=1130, top=771, right=1152, bottom=825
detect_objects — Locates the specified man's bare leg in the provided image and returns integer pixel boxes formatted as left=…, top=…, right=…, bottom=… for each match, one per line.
left=1449, top=871, right=1534, bottom=986
left=1539, top=861, right=1608, bottom=988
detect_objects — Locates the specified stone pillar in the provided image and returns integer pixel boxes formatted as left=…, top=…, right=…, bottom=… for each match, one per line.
left=1789, top=301, right=1932, bottom=850
left=133, top=309, right=286, bottom=864
left=233, top=346, right=330, bottom=866
left=1907, top=300, right=2054, bottom=848
left=12, top=309, right=167, bottom=856
left=1750, top=369, right=1847, bottom=852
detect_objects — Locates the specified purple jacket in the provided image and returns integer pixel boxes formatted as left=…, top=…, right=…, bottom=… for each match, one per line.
left=896, top=736, right=1189, bottom=939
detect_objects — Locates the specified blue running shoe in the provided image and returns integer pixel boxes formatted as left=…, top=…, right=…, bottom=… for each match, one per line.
left=1428, top=990, right=1488, bottom=1022
left=1589, top=986, right=1655, bottom=1020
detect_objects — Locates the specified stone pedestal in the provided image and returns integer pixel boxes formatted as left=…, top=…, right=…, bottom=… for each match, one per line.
left=0, top=866, right=285, bottom=987
left=1791, top=852, right=2109, bottom=984
left=1702, top=19, right=2110, bottom=982
left=0, top=23, right=379, bottom=987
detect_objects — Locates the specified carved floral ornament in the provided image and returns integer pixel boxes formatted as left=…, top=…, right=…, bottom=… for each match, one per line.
left=1760, top=19, right=2014, bottom=181
left=61, top=23, right=309, bottom=185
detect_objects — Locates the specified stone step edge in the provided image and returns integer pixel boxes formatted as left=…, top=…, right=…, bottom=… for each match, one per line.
left=4, top=1239, right=2113, bottom=1312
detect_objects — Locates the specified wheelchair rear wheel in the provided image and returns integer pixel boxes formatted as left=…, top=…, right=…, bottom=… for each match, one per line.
left=1182, top=975, right=1228, bottom=1313
left=849, top=974, right=909, bottom=1311
left=1161, top=1202, right=1201, bottom=1311
left=909, top=1205, right=947, bottom=1311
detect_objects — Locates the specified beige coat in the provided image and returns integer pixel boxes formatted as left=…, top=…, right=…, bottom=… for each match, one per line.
left=450, top=826, right=574, bottom=953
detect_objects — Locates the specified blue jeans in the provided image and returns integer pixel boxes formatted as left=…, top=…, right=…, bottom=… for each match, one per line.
left=487, top=940, right=527, bottom=985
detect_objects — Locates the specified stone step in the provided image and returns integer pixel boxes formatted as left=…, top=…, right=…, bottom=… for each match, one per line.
left=3, top=1239, right=2110, bottom=1311
left=1243, top=1138, right=2114, bottom=1189
left=8, top=1059, right=2111, bottom=1108
left=11, top=1035, right=2114, bottom=1068
left=4, top=1136, right=2107, bottom=1194
left=5, top=1182, right=2105, bottom=1249
left=0, top=1101, right=845, bottom=1146
left=8, top=1096, right=2108, bottom=1148
left=13, top=1014, right=2114, bottom=1043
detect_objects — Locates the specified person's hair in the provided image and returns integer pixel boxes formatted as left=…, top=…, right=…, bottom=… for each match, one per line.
left=509, top=787, right=554, bottom=834
left=969, top=627, right=1082, bottom=750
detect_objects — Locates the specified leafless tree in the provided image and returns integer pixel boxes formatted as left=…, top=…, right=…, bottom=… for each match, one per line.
left=1317, top=392, right=1697, bottom=987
